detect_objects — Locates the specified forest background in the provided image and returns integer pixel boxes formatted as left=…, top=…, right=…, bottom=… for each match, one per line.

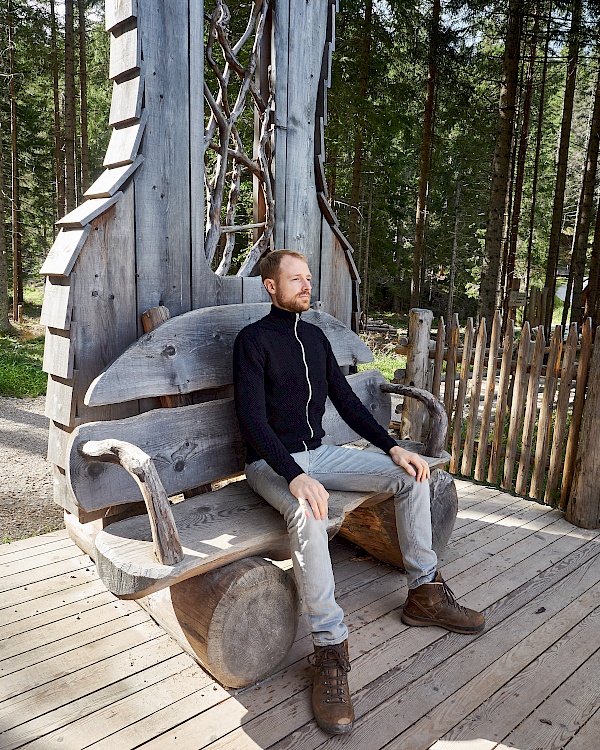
left=2, top=0, right=600, bottom=345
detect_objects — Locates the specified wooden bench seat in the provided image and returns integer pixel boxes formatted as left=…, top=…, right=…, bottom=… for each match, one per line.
left=64, top=303, right=454, bottom=687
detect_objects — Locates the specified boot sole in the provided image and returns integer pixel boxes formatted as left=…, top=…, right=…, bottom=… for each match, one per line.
left=315, top=716, right=354, bottom=735
left=401, top=611, right=485, bottom=634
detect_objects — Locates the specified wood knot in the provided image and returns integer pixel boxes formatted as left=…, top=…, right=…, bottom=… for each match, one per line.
left=162, top=345, right=176, bottom=357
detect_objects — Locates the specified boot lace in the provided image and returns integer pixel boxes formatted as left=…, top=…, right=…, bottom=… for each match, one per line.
left=440, top=578, right=469, bottom=616
left=309, top=646, right=351, bottom=704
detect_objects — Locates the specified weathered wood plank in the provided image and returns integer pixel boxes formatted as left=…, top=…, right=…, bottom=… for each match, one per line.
left=515, top=326, right=545, bottom=495
left=431, top=317, right=445, bottom=401
left=103, top=111, right=147, bottom=167
left=487, top=318, right=514, bottom=484
left=39, top=227, right=91, bottom=277
left=546, top=323, right=578, bottom=505
left=474, top=309, right=501, bottom=481
left=561, top=318, right=593, bottom=508
left=109, top=26, right=139, bottom=81
left=3, top=655, right=197, bottom=750
left=443, top=313, right=460, bottom=435
left=93, top=479, right=384, bottom=598
left=68, top=182, right=139, bottom=427
left=43, top=325, right=75, bottom=379
left=273, top=0, right=290, bottom=249
left=84, top=155, right=144, bottom=198
left=273, top=0, right=328, bottom=297
left=562, top=706, right=600, bottom=749
left=461, top=316, right=486, bottom=477
left=109, top=74, right=143, bottom=126
left=40, top=275, right=73, bottom=330
left=70, top=372, right=390, bottom=512
left=450, top=317, right=474, bottom=473
left=105, top=0, right=137, bottom=32
left=134, top=0, right=191, bottom=319
left=56, top=194, right=123, bottom=229
left=241, top=276, right=269, bottom=303
left=502, top=321, right=532, bottom=490
left=530, top=324, right=562, bottom=500
left=45, top=374, right=76, bottom=426
left=84, top=304, right=373, bottom=407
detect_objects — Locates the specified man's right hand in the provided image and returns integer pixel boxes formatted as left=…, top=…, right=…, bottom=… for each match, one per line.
left=289, top=473, right=329, bottom=521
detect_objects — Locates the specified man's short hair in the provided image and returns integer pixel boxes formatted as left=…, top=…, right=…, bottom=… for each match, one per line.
left=260, top=249, right=308, bottom=282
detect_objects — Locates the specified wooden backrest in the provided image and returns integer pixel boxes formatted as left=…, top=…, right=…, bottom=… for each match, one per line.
left=67, top=303, right=391, bottom=513
left=84, top=303, right=373, bottom=407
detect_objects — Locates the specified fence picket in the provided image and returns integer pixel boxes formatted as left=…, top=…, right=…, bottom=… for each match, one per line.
left=431, top=317, right=445, bottom=401
left=443, top=314, right=460, bottom=449
left=530, top=325, right=562, bottom=501
left=515, top=327, right=546, bottom=495
left=502, top=321, right=532, bottom=490
left=450, top=318, right=474, bottom=473
left=474, top=310, right=501, bottom=481
left=488, top=318, right=515, bottom=485
left=546, top=323, right=578, bottom=506
left=461, top=317, right=487, bottom=477
left=560, top=317, right=593, bottom=509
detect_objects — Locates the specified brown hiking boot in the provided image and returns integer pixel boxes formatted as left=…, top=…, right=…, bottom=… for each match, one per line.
left=309, top=640, right=354, bottom=734
left=401, top=571, right=485, bottom=634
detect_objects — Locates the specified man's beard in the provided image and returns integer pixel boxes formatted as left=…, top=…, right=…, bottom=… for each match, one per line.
left=275, top=292, right=311, bottom=312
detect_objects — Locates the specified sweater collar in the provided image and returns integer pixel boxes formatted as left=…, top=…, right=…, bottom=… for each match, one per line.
left=268, top=304, right=301, bottom=326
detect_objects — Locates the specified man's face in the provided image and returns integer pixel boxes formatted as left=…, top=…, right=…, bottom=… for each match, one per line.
left=264, top=255, right=312, bottom=313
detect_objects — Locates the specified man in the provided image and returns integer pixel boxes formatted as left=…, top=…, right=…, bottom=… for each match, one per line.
left=233, top=249, right=484, bottom=735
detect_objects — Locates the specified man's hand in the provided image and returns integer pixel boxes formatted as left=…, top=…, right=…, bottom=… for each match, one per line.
left=389, top=446, right=430, bottom=482
left=289, top=473, right=329, bottom=520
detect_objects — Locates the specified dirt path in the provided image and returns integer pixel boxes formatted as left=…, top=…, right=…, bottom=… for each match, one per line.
left=0, top=396, right=62, bottom=542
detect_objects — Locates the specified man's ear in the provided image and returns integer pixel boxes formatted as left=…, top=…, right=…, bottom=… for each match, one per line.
left=264, top=277, right=276, bottom=296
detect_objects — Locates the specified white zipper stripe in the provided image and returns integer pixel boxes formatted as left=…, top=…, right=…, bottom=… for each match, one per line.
left=295, top=315, right=314, bottom=441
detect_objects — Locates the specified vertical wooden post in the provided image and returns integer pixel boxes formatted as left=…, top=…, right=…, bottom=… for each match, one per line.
left=461, top=317, right=487, bottom=477
left=566, top=327, right=600, bottom=528
left=401, top=308, right=433, bottom=442
left=431, top=317, right=445, bottom=401
left=450, top=318, right=474, bottom=474
left=560, top=318, right=593, bottom=508
left=474, top=310, right=501, bottom=481
left=443, top=313, right=460, bottom=442
left=488, top=318, right=515, bottom=484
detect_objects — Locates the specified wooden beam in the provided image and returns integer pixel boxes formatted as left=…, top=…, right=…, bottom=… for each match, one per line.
left=103, top=111, right=147, bottom=167
left=105, top=0, right=137, bottom=32
left=43, top=325, right=75, bottom=380
left=40, top=275, right=73, bottom=329
left=56, top=194, right=123, bottom=229
left=39, top=228, right=91, bottom=277
left=84, top=156, right=144, bottom=198
left=109, top=26, right=140, bottom=80
left=109, top=75, right=143, bottom=126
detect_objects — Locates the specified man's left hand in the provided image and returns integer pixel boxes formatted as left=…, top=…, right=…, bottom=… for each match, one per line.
left=389, top=446, right=430, bottom=482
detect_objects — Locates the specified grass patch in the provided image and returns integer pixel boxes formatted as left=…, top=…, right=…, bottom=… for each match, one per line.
left=0, top=330, right=47, bottom=398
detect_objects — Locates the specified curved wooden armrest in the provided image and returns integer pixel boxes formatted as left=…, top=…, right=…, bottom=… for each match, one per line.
left=380, top=383, right=448, bottom=458
left=78, top=439, right=184, bottom=566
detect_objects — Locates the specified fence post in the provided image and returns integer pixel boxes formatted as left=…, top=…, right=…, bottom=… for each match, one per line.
left=402, top=308, right=433, bottom=442
left=566, top=327, right=600, bottom=529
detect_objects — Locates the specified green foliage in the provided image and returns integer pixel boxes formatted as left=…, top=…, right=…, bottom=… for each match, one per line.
left=0, top=331, right=46, bottom=398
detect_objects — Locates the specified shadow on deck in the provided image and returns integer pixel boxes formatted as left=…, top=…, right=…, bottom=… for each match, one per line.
left=1, top=480, right=599, bottom=750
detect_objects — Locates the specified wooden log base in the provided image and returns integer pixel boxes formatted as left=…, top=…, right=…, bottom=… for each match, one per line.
left=138, top=557, right=300, bottom=689
left=338, top=469, right=458, bottom=569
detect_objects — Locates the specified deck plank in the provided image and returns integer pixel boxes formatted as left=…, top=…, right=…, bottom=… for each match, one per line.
left=1, top=486, right=599, bottom=750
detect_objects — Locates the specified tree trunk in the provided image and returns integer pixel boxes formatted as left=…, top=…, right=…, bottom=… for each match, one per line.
left=544, top=0, right=582, bottom=330
left=8, top=3, right=22, bottom=320
left=478, top=0, right=524, bottom=324
left=64, top=0, right=77, bottom=212
left=446, top=172, right=461, bottom=323
left=411, top=0, right=440, bottom=309
left=78, top=0, right=89, bottom=194
left=567, top=62, right=600, bottom=326
left=585, top=199, right=600, bottom=327
left=525, top=6, right=552, bottom=319
left=503, top=9, right=539, bottom=325
left=348, top=0, right=372, bottom=252
left=0, top=121, right=12, bottom=332
left=50, top=0, right=64, bottom=220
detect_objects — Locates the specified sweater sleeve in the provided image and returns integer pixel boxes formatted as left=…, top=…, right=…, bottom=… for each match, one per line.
left=233, top=330, right=305, bottom=484
left=325, top=338, right=398, bottom=455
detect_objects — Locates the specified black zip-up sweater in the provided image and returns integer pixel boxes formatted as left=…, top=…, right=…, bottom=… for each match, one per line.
left=233, top=304, right=398, bottom=484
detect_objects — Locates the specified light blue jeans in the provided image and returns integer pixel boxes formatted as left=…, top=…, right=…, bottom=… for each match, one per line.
left=245, top=444, right=437, bottom=646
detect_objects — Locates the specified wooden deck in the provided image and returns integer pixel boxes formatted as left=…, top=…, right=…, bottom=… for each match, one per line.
left=1, top=480, right=600, bottom=750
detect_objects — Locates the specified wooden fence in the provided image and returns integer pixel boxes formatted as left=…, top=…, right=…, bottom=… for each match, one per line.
left=395, top=309, right=600, bottom=529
